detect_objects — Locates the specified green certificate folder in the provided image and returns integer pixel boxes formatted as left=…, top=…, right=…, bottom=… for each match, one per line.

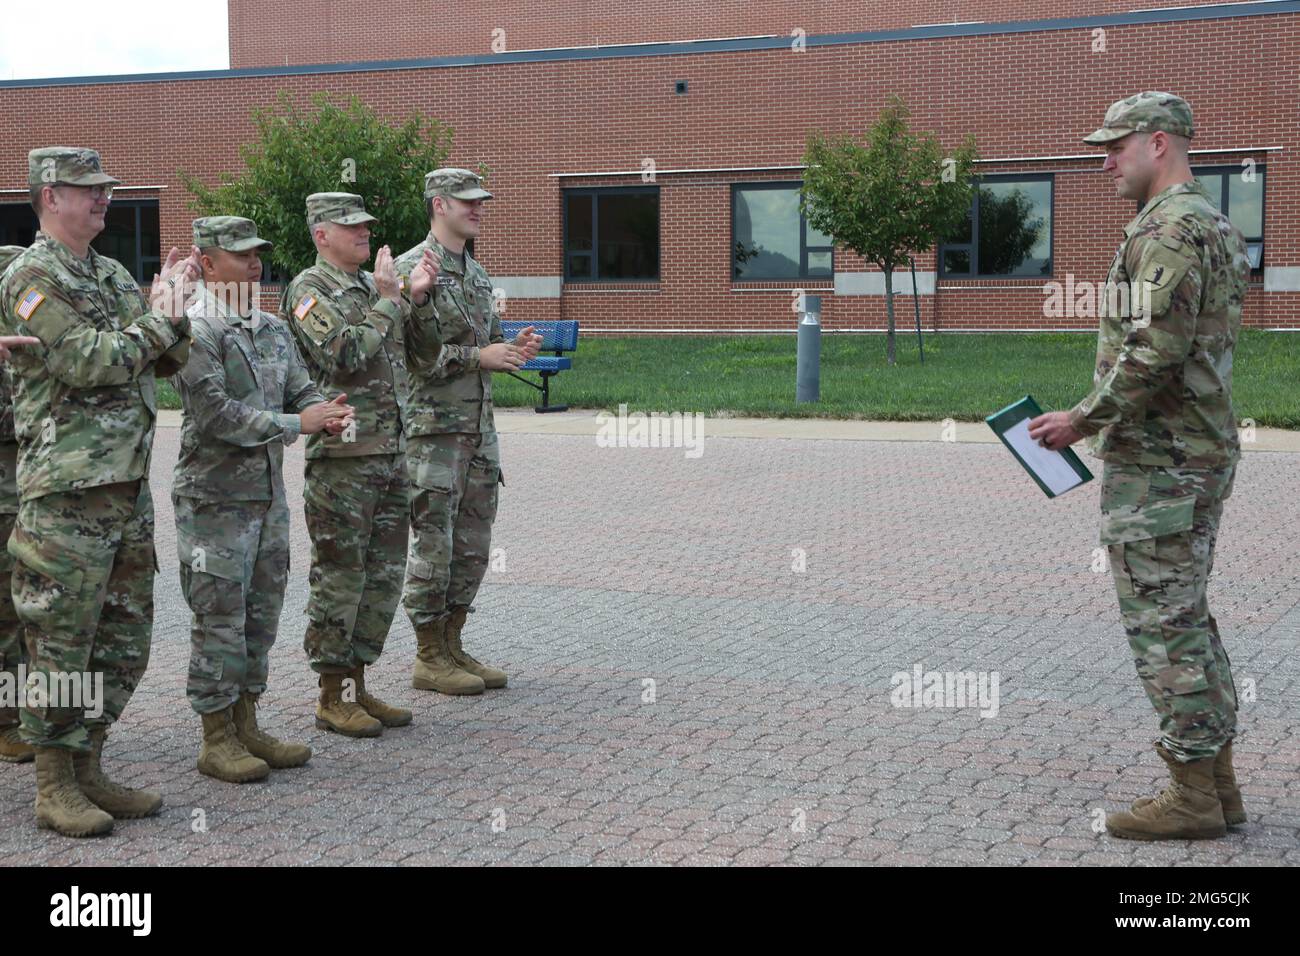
left=985, top=395, right=1094, bottom=498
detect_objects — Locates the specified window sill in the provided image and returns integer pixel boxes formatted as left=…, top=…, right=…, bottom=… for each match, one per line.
left=937, top=277, right=1054, bottom=287
left=563, top=281, right=660, bottom=292
left=731, top=281, right=834, bottom=291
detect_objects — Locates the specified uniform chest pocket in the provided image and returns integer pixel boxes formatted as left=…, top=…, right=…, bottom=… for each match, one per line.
left=67, top=284, right=116, bottom=330
left=223, top=337, right=260, bottom=399
left=468, top=278, right=495, bottom=319
left=259, top=343, right=286, bottom=399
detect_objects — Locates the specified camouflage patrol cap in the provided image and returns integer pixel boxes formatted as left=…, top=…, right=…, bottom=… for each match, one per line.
left=27, top=147, right=121, bottom=188
left=305, top=192, right=377, bottom=227
left=192, top=216, right=272, bottom=253
left=1084, top=91, right=1195, bottom=145
left=423, top=168, right=492, bottom=201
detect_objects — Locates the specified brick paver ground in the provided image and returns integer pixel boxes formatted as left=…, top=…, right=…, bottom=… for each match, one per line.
left=1, top=423, right=1296, bottom=866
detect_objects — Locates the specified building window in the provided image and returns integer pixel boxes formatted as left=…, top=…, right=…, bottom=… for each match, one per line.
left=1194, top=165, right=1265, bottom=271
left=94, top=201, right=161, bottom=284
left=0, top=203, right=39, bottom=249
left=564, top=188, right=659, bottom=281
left=732, top=182, right=833, bottom=280
left=939, top=175, right=1053, bottom=278
left=0, top=199, right=160, bottom=284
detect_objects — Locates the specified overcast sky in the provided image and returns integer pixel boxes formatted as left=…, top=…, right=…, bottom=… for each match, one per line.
left=0, top=0, right=229, bottom=81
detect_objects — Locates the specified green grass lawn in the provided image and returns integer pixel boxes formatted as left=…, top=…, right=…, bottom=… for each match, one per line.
left=156, top=330, right=1300, bottom=428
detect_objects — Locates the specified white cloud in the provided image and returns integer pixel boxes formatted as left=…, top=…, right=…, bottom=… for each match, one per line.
left=0, top=0, right=229, bottom=81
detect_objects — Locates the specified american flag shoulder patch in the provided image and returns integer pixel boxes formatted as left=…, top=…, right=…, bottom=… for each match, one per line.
left=16, top=287, right=45, bottom=321
left=293, top=295, right=317, bottom=321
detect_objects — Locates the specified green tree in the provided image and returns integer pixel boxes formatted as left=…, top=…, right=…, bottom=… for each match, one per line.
left=802, top=97, right=978, bottom=365
left=180, top=90, right=455, bottom=280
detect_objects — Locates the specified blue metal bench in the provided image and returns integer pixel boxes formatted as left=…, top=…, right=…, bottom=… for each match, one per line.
left=500, top=320, right=580, bottom=413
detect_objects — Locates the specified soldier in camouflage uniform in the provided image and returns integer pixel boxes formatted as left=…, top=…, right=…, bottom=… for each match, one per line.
left=1030, top=94, right=1250, bottom=841
left=175, top=217, right=355, bottom=783
left=0, top=245, right=36, bottom=764
left=0, top=148, right=197, bottom=837
left=283, top=193, right=440, bottom=737
left=394, top=169, right=537, bottom=695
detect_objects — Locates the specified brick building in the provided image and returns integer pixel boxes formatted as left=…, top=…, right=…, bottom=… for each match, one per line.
left=1, top=0, right=1296, bottom=332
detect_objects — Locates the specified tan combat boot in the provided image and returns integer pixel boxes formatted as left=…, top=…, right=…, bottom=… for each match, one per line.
left=446, top=607, right=508, bottom=690
left=315, top=672, right=383, bottom=737
left=351, top=666, right=412, bottom=727
left=232, top=693, right=312, bottom=768
left=412, top=618, right=484, bottom=695
left=0, top=713, right=34, bottom=763
left=1213, top=742, right=1247, bottom=826
left=1132, top=741, right=1246, bottom=826
left=35, top=748, right=113, bottom=837
left=1107, top=743, right=1226, bottom=841
left=74, top=726, right=163, bottom=818
left=198, top=708, right=270, bottom=783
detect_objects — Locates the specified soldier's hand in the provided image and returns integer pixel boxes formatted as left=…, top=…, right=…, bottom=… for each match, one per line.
left=408, top=250, right=438, bottom=305
left=1027, top=411, right=1083, bottom=451
left=512, top=325, right=544, bottom=361
left=300, top=393, right=356, bottom=435
left=323, top=415, right=353, bottom=437
left=479, top=342, right=525, bottom=371
left=152, top=246, right=202, bottom=324
left=0, top=336, right=40, bottom=360
left=373, top=246, right=401, bottom=304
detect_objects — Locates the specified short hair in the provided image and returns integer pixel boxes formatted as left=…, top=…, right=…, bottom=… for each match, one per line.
left=30, top=185, right=43, bottom=217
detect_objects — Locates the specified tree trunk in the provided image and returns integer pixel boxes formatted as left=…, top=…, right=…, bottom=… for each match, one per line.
left=883, top=264, right=896, bottom=366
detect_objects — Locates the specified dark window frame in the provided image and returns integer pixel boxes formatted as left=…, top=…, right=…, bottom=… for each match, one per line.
left=1192, top=163, right=1265, bottom=272
left=0, top=198, right=161, bottom=285
left=563, top=186, right=661, bottom=282
left=93, top=199, right=161, bottom=285
left=730, top=181, right=834, bottom=281
left=938, top=173, right=1055, bottom=280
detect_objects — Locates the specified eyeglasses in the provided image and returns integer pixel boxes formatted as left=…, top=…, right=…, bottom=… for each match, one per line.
left=55, top=183, right=114, bottom=200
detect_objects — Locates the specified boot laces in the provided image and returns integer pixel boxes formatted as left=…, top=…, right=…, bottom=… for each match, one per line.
left=241, top=697, right=280, bottom=747
left=1150, top=778, right=1186, bottom=813
left=79, top=743, right=136, bottom=798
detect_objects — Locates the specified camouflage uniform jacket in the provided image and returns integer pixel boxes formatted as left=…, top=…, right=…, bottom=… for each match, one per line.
left=0, top=232, right=189, bottom=500
left=173, top=282, right=325, bottom=501
left=0, top=246, right=19, bottom=515
left=282, top=255, right=409, bottom=459
left=394, top=234, right=502, bottom=435
left=1069, top=181, right=1249, bottom=469
left=0, top=366, right=16, bottom=515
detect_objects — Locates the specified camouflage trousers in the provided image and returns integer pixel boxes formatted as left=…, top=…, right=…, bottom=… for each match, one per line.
left=303, top=454, right=409, bottom=673
left=403, top=432, right=501, bottom=628
left=1101, top=462, right=1238, bottom=762
left=174, top=494, right=290, bottom=715
left=0, top=511, right=24, bottom=729
left=10, top=480, right=154, bottom=752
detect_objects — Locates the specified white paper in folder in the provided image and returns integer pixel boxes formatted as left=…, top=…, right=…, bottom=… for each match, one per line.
left=1002, top=419, right=1087, bottom=496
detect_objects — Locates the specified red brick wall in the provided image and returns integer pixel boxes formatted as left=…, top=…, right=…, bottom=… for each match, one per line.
left=1, top=8, right=1295, bottom=333
left=228, top=0, right=1251, bottom=68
